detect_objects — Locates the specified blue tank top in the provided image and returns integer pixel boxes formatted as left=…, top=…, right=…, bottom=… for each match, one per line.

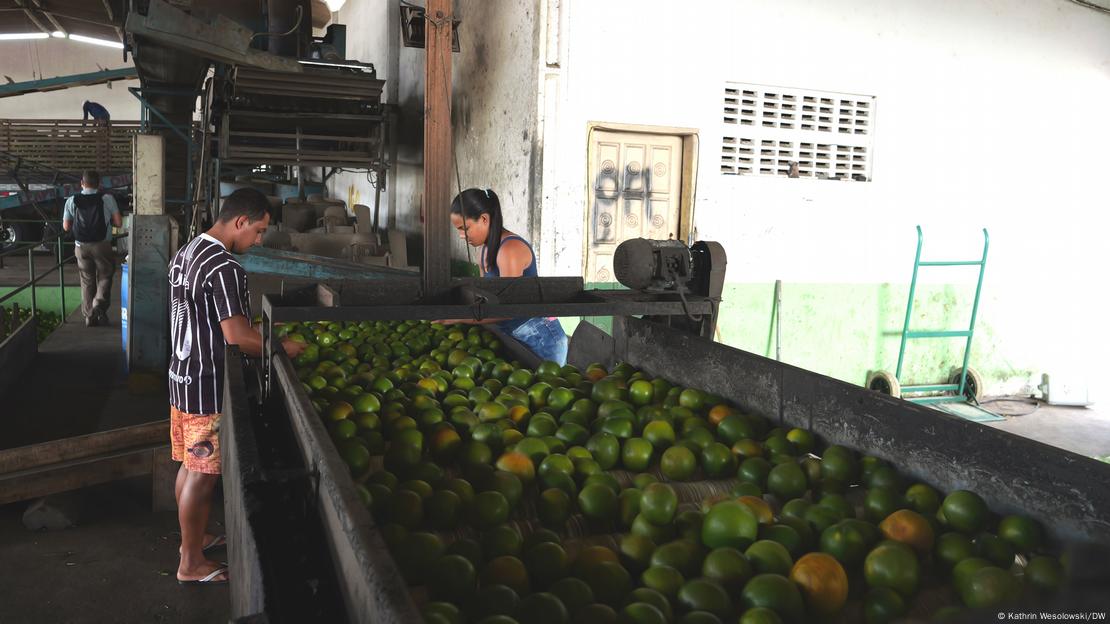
left=481, top=235, right=538, bottom=278
left=482, top=235, right=539, bottom=333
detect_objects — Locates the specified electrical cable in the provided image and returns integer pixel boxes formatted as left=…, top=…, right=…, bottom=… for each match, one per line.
left=676, top=287, right=703, bottom=323
left=249, top=6, right=304, bottom=43
left=978, top=395, right=1040, bottom=417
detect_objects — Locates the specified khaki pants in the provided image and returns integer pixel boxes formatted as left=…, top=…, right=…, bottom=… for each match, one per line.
left=74, top=240, right=114, bottom=319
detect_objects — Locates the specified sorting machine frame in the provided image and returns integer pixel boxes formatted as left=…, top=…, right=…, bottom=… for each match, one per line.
left=224, top=273, right=1110, bottom=623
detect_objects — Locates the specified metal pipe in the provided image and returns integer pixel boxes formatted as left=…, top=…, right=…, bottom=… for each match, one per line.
left=896, top=226, right=925, bottom=379
left=57, top=235, right=65, bottom=321
left=774, top=279, right=782, bottom=361
left=27, top=246, right=36, bottom=317
left=958, top=228, right=990, bottom=401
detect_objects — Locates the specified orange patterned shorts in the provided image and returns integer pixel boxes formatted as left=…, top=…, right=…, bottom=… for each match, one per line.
left=170, top=405, right=222, bottom=474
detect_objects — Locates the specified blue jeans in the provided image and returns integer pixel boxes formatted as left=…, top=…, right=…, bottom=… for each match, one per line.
left=508, top=317, right=568, bottom=365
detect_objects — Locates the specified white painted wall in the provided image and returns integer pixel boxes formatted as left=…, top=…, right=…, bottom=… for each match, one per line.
left=536, top=0, right=1110, bottom=399
left=0, top=39, right=139, bottom=120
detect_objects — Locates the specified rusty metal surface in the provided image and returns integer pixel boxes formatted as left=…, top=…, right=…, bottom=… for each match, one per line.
left=272, top=353, right=422, bottom=624
left=223, top=346, right=267, bottom=620
left=574, top=317, right=1110, bottom=546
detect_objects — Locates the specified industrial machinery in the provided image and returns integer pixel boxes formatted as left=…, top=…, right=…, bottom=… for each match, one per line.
left=215, top=62, right=386, bottom=169
left=219, top=239, right=1109, bottom=623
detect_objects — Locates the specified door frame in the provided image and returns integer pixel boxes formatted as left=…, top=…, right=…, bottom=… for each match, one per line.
left=583, top=122, right=700, bottom=280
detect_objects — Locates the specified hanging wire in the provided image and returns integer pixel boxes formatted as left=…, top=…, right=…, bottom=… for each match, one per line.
left=249, top=6, right=304, bottom=42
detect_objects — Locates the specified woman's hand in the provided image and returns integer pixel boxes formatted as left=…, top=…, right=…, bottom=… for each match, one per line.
left=433, top=319, right=478, bottom=325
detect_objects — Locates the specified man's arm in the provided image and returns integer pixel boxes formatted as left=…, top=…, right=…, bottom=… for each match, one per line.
left=220, top=315, right=262, bottom=356
left=62, top=197, right=74, bottom=232
left=103, top=194, right=123, bottom=227
left=220, top=315, right=306, bottom=359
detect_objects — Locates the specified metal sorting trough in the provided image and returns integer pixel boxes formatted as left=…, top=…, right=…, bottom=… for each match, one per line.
left=226, top=316, right=1110, bottom=622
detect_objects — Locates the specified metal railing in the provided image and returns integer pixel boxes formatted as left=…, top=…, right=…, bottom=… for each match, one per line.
left=0, top=222, right=128, bottom=335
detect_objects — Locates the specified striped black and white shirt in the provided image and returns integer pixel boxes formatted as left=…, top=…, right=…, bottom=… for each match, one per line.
left=168, top=233, right=251, bottom=415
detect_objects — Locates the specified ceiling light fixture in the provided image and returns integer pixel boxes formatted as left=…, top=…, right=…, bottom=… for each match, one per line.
left=68, top=34, right=124, bottom=49
left=0, top=33, right=50, bottom=40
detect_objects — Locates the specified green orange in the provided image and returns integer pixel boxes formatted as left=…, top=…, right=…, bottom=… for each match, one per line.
left=863, top=541, right=920, bottom=599
left=495, top=451, right=536, bottom=484
left=578, top=483, right=618, bottom=521
left=701, top=546, right=753, bottom=593
left=997, top=515, right=1043, bottom=553
left=766, top=462, right=807, bottom=500
left=643, top=420, right=676, bottom=449
left=676, top=579, right=731, bottom=618
left=661, top=446, right=698, bottom=481
left=745, top=540, right=794, bottom=576
left=622, top=438, right=654, bottom=472
left=701, top=500, right=759, bottom=550
left=790, top=552, right=848, bottom=616
left=879, top=509, right=935, bottom=554
left=738, top=574, right=804, bottom=623
left=640, top=482, right=679, bottom=526
left=629, top=380, right=655, bottom=406
left=700, top=442, right=737, bottom=478
left=940, top=490, right=989, bottom=534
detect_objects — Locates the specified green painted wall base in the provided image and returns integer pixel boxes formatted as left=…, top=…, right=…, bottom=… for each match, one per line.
left=562, top=282, right=1032, bottom=395
left=0, top=286, right=82, bottom=318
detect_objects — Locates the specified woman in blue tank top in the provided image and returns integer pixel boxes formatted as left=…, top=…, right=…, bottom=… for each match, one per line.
left=444, top=188, right=568, bottom=365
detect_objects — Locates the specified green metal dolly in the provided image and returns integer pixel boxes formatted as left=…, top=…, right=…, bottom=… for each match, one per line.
left=868, top=226, right=998, bottom=419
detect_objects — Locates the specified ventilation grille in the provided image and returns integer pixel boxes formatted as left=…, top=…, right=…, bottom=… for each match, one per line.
left=722, top=83, right=875, bottom=180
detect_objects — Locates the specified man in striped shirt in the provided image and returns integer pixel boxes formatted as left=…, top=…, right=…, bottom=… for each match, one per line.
left=168, top=188, right=304, bottom=584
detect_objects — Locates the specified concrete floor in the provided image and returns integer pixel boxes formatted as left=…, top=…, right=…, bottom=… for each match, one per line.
left=978, top=399, right=1110, bottom=460
left=0, top=266, right=230, bottom=623
left=0, top=477, right=228, bottom=624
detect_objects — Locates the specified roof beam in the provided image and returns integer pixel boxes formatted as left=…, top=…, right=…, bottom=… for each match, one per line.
left=12, top=0, right=52, bottom=35
left=100, top=0, right=124, bottom=40
left=31, top=0, right=66, bottom=36
left=0, top=67, right=137, bottom=98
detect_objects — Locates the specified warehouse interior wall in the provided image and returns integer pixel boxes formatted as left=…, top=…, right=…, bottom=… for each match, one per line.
left=328, top=0, right=1109, bottom=402
left=0, top=39, right=139, bottom=120
left=327, top=0, right=541, bottom=271
left=540, top=0, right=1110, bottom=400
left=325, top=0, right=400, bottom=232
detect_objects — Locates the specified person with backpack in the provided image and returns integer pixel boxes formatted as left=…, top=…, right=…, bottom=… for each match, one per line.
left=62, top=169, right=122, bottom=327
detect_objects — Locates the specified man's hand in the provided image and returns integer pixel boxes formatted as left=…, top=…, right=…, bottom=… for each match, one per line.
left=432, top=319, right=476, bottom=325
left=282, top=338, right=307, bottom=359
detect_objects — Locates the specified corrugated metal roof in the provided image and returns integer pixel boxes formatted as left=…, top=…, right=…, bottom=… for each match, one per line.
left=0, top=1, right=124, bottom=43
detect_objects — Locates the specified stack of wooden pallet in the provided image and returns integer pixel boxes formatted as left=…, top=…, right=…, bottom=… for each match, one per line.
left=0, top=119, right=140, bottom=177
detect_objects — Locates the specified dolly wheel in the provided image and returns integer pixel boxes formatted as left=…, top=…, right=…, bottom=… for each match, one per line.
left=867, top=370, right=901, bottom=398
left=949, top=367, right=984, bottom=402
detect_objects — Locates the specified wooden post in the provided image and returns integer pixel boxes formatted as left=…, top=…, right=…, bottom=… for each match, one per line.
left=422, top=0, right=454, bottom=298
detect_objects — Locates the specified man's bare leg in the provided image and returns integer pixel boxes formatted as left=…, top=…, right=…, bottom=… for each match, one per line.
left=177, top=470, right=226, bottom=582
left=175, top=464, right=219, bottom=553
